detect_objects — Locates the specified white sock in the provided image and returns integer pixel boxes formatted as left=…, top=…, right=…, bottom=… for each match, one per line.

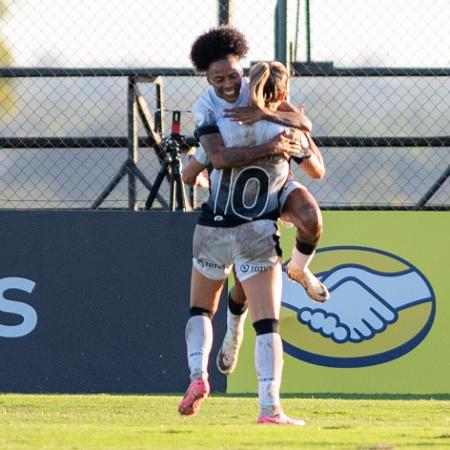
left=255, top=332, right=284, bottom=413
left=185, top=315, right=213, bottom=381
left=291, top=246, right=315, bottom=271
left=227, top=307, right=248, bottom=335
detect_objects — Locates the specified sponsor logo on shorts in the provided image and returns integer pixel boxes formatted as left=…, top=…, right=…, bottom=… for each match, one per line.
left=240, top=264, right=272, bottom=274
left=197, top=258, right=226, bottom=270
left=280, top=246, right=435, bottom=367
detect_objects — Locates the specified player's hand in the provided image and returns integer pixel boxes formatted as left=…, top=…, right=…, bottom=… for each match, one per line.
left=194, top=169, right=210, bottom=189
left=288, top=130, right=313, bottom=160
left=278, top=102, right=313, bottom=132
left=270, top=132, right=302, bottom=160
left=223, top=106, right=265, bottom=124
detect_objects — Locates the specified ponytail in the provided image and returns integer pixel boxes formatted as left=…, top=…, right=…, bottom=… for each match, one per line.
left=249, top=61, right=288, bottom=108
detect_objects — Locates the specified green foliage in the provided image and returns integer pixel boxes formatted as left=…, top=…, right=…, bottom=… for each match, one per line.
left=0, top=394, right=448, bottom=449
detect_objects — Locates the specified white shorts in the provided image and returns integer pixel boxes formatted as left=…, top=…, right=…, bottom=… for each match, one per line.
left=278, top=177, right=308, bottom=227
left=192, top=220, right=282, bottom=282
left=279, top=177, right=304, bottom=212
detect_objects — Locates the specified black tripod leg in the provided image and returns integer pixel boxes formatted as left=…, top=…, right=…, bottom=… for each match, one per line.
left=130, top=164, right=169, bottom=209
left=144, top=160, right=170, bottom=210
left=175, top=172, right=187, bottom=211
left=171, top=160, right=187, bottom=211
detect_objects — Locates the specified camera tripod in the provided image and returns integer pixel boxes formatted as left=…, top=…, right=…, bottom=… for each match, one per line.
left=144, top=111, right=197, bottom=211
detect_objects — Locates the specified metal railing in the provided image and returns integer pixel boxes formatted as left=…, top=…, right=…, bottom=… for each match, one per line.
left=0, top=66, right=449, bottom=210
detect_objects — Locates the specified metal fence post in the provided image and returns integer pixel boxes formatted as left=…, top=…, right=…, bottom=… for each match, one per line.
left=154, top=76, right=164, bottom=136
left=275, top=0, right=291, bottom=72
left=218, top=0, right=234, bottom=25
left=305, top=0, right=311, bottom=62
left=128, top=76, right=138, bottom=210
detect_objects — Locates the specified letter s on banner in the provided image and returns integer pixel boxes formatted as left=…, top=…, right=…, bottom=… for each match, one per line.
left=0, top=277, right=37, bottom=338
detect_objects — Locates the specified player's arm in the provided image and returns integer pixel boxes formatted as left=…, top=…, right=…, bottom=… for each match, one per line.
left=191, top=100, right=283, bottom=170
left=224, top=102, right=312, bottom=132
left=199, top=131, right=301, bottom=170
left=192, top=97, right=301, bottom=170
left=264, top=102, right=313, bottom=132
left=293, top=131, right=326, bottom=179
left=182, top=146, right=210, bottom=187
left=182, top=157, right=207, bottom=186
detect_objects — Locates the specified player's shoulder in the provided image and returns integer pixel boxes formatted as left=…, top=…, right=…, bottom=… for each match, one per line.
left=192, top=87, right=218, bottom=111
left=192, top=88, right=220, bottom=128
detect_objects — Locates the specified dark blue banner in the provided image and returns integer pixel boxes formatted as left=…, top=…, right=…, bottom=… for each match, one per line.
left=0, top=211, right=226, bottom=393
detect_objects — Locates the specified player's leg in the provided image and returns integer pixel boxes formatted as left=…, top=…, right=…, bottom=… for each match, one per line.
left=179, top=267, right=225, bottom=416
left=241, top=265, right=305, bottom=426
left=179, top=225, right=231, bottom=416
left=216, top=217, right=278, bottom=376
left=234, top=220, right=305, bottom=425
left=187, top=267, right=225, bottom=381
left=281, top=183, right=329, bottom=302
left=216, top=273, right=248, bottom=375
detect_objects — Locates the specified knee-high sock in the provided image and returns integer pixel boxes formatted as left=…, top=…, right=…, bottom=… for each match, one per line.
left=291, top=246, right=315, bottom=271
left=255, top=332, right=284, bottom=411
left=185, top=315, right=213, bottom=381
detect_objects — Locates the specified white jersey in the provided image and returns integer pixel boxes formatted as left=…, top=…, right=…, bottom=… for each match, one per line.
left=193, top=145, right=209, bottom=166
left=192, top=78, right=290, bottom=227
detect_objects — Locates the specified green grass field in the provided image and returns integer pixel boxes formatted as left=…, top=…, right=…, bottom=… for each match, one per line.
left=0, top=394, right=448, bottom=449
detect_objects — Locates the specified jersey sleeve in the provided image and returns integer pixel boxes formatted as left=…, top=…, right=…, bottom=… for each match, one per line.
left=192, top=94, right=220, bottom=137
left=193, top=145, right=209, bottom=166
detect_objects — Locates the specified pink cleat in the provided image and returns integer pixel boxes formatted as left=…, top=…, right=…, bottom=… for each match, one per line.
left=257, top=411, right=306, bottom=426
left=178, top=379, right=210, bottom=416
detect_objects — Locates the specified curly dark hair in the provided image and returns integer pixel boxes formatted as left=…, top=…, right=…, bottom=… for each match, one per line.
left=190, top=26, right=249, bottom=72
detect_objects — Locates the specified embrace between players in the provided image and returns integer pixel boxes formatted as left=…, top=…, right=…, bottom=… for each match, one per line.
left=178, top=26, right=329, bottom=425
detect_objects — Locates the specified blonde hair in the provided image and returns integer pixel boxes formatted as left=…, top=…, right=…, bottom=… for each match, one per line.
left=249, top=61, right=288, bottom=108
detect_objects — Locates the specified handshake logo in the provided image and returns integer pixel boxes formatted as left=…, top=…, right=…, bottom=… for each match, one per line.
left=280, top=246, right=435, bottom=367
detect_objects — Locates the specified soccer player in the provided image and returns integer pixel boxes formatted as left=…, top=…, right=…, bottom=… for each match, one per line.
left=179, top=27, right=317, bottom=425
left=181, top=28, right=328, bottom=378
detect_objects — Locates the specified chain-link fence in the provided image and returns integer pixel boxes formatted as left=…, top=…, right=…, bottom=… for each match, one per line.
left=0, top=0, right=448, bottom=210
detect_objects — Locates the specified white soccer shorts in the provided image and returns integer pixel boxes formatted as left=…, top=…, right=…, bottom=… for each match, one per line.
left=192, top=220, right=282, bottom=282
